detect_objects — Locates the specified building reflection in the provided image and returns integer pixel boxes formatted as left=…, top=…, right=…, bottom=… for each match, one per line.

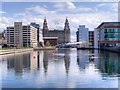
left=56, top=49, right=70, bottom=75
left=6, top=49, right=71, bottom=76
left=5, top=49, right=120, bottom=79
left=77, top=50, right=89, bottom=69
left=7, top=51, right=44, bottom=76
left=43, top=51, right=49, bottom=75
left=7, top=53, right=30, bottom=75
left=77, top=49, right=120, bottom=75
left=42, top=49, right=71, bottom=75
left=37, top=51, right=44, bottom=69
left=98, top=51, right=120, bottom=75
left=63, top=49, right=70, bottom=75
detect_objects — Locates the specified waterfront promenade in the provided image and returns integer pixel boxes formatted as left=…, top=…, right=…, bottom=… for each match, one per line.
left=0, top=47, right=57, bottom=55
left=0, top=48, right=33, bottom=55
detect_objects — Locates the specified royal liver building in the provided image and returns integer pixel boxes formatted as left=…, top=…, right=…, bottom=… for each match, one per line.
left=42, top=18, right=70, bottom=46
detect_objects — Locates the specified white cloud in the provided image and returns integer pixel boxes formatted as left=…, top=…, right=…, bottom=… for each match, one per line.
left=77, top=7, right=92, bottom=12
left=0, top=17, right=15, bottom=31
left=1, top=0, right=119, bottom=2
left=1, top=2, right=118, bottom=41
left=54, top=2, right=76, bottom=10
left=73, top=7, right=98, bottom=13
left=0, top=11, right=6, bottom=14
left=26, top=5, right=56, bottom=15
left=1, top=11, right=117, bottom=41
left=97, top=3, right=106, bottom=7
left=64, top=2, right=76, bottom=10
left=97, top=3, right=118, bottom=11
left=38, top=11, right=117, bottom=42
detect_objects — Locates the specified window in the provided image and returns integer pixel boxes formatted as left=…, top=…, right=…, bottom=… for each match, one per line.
left=104, top=28, right=119, bottom=40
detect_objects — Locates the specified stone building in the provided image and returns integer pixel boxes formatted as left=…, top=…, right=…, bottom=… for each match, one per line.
left=43, top=18, right=70, bottom=46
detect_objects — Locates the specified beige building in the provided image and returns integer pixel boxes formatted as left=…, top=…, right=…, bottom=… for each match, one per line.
left=6, top=22, right=37, bottom=48
left=23, top=25, right=37, bottom=48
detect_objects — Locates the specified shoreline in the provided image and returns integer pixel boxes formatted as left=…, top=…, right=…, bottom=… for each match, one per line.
left=77, top=48, right=120, bottom=53
left=0, top=47, right=57, bottom=55
left=34, top=47, right=57, bottom=51
left=0, top=48, right=33, bottom=55
left=1, top=47, right=119, bottom=56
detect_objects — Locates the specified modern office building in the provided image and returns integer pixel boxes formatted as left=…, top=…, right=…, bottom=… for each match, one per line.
left=95, top=22, right=120, bottom=52
left=6, top=22, right=38, bottom=48
left=43, top=18, right=70, bottom=46
left=22, top=25, right=37, bottom=48
left=89, top=31, right=94, bottom=48
left=76, top=25, right=89, bottom=48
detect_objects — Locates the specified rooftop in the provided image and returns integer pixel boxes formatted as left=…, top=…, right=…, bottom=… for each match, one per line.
left=97, top=22, right=120, bottom=29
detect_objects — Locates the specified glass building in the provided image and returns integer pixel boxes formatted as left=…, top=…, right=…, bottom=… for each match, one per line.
left=96, top=22, right=120, bottom=51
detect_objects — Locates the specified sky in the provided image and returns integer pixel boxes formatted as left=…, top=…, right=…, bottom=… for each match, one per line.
left=0, top=2, right=119, bottom=42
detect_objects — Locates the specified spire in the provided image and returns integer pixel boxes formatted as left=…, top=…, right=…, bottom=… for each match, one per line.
left=64, top=17, right=70, bottom=30
left=65, top=17, right=68, bottom=23
left=43, top=17, right=48, bottom=30
left=64, top=17, right=70, bottom=43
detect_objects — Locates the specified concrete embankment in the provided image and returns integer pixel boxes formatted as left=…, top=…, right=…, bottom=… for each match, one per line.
left=77, top=46, right=120, bottom=53
left=0, top=48, right=33, bottom=55
left=101, top=46, right=120, bottom=53
left=34, top=47, right=57, bottom=51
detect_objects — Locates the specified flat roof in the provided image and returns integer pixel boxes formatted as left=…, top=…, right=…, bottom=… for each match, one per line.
left=97, top=22, right=120, bottom=29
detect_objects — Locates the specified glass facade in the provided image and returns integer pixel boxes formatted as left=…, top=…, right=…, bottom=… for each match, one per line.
left=99, top=28, right=120, bottom=48
left=98, top=23, right=120, bottom=51
left=104, top=28, right=120, bottom=40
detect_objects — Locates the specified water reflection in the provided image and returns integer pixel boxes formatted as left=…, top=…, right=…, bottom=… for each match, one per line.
left=6, top=52, right=42, bottom=77
left=42, top=49, right=70, bottom=75
left=1, top=49, right=120, bottom=88
left=98, top=51, right=120, bottom=76
left=6, top=49, right=120, bottom=76
left=4, top=49, right=71, bottom=77
left=77, top=50, right=120, bottom=76
left=7, top=54, right=30, bottom=75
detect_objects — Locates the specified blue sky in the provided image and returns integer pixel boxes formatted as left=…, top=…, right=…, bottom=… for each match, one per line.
left=1, top=2, right=118, bottom=41
left=2, top=2, right=117, bottom=16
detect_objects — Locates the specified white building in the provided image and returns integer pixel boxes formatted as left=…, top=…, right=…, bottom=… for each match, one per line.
left=30, top=23, right=44, bottom=47
left=94, top=28, right=99, bottom=49
left=76, top=25, right=89, bottom=48
left=6, top=22, right=38, bottom=48
left=23, top=25, right=37, bottom=48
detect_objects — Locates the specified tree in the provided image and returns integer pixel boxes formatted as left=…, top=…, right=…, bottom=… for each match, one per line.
left=46, top=41, right=51, bottom=46
left=81, top=41, right=86, bottom=48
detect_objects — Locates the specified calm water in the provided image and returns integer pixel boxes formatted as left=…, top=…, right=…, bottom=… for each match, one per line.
left=1, top=49, right=120, bottom=88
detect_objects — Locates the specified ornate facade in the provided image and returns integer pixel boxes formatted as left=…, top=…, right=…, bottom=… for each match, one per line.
left=43, top=18, right=70, bottom=46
